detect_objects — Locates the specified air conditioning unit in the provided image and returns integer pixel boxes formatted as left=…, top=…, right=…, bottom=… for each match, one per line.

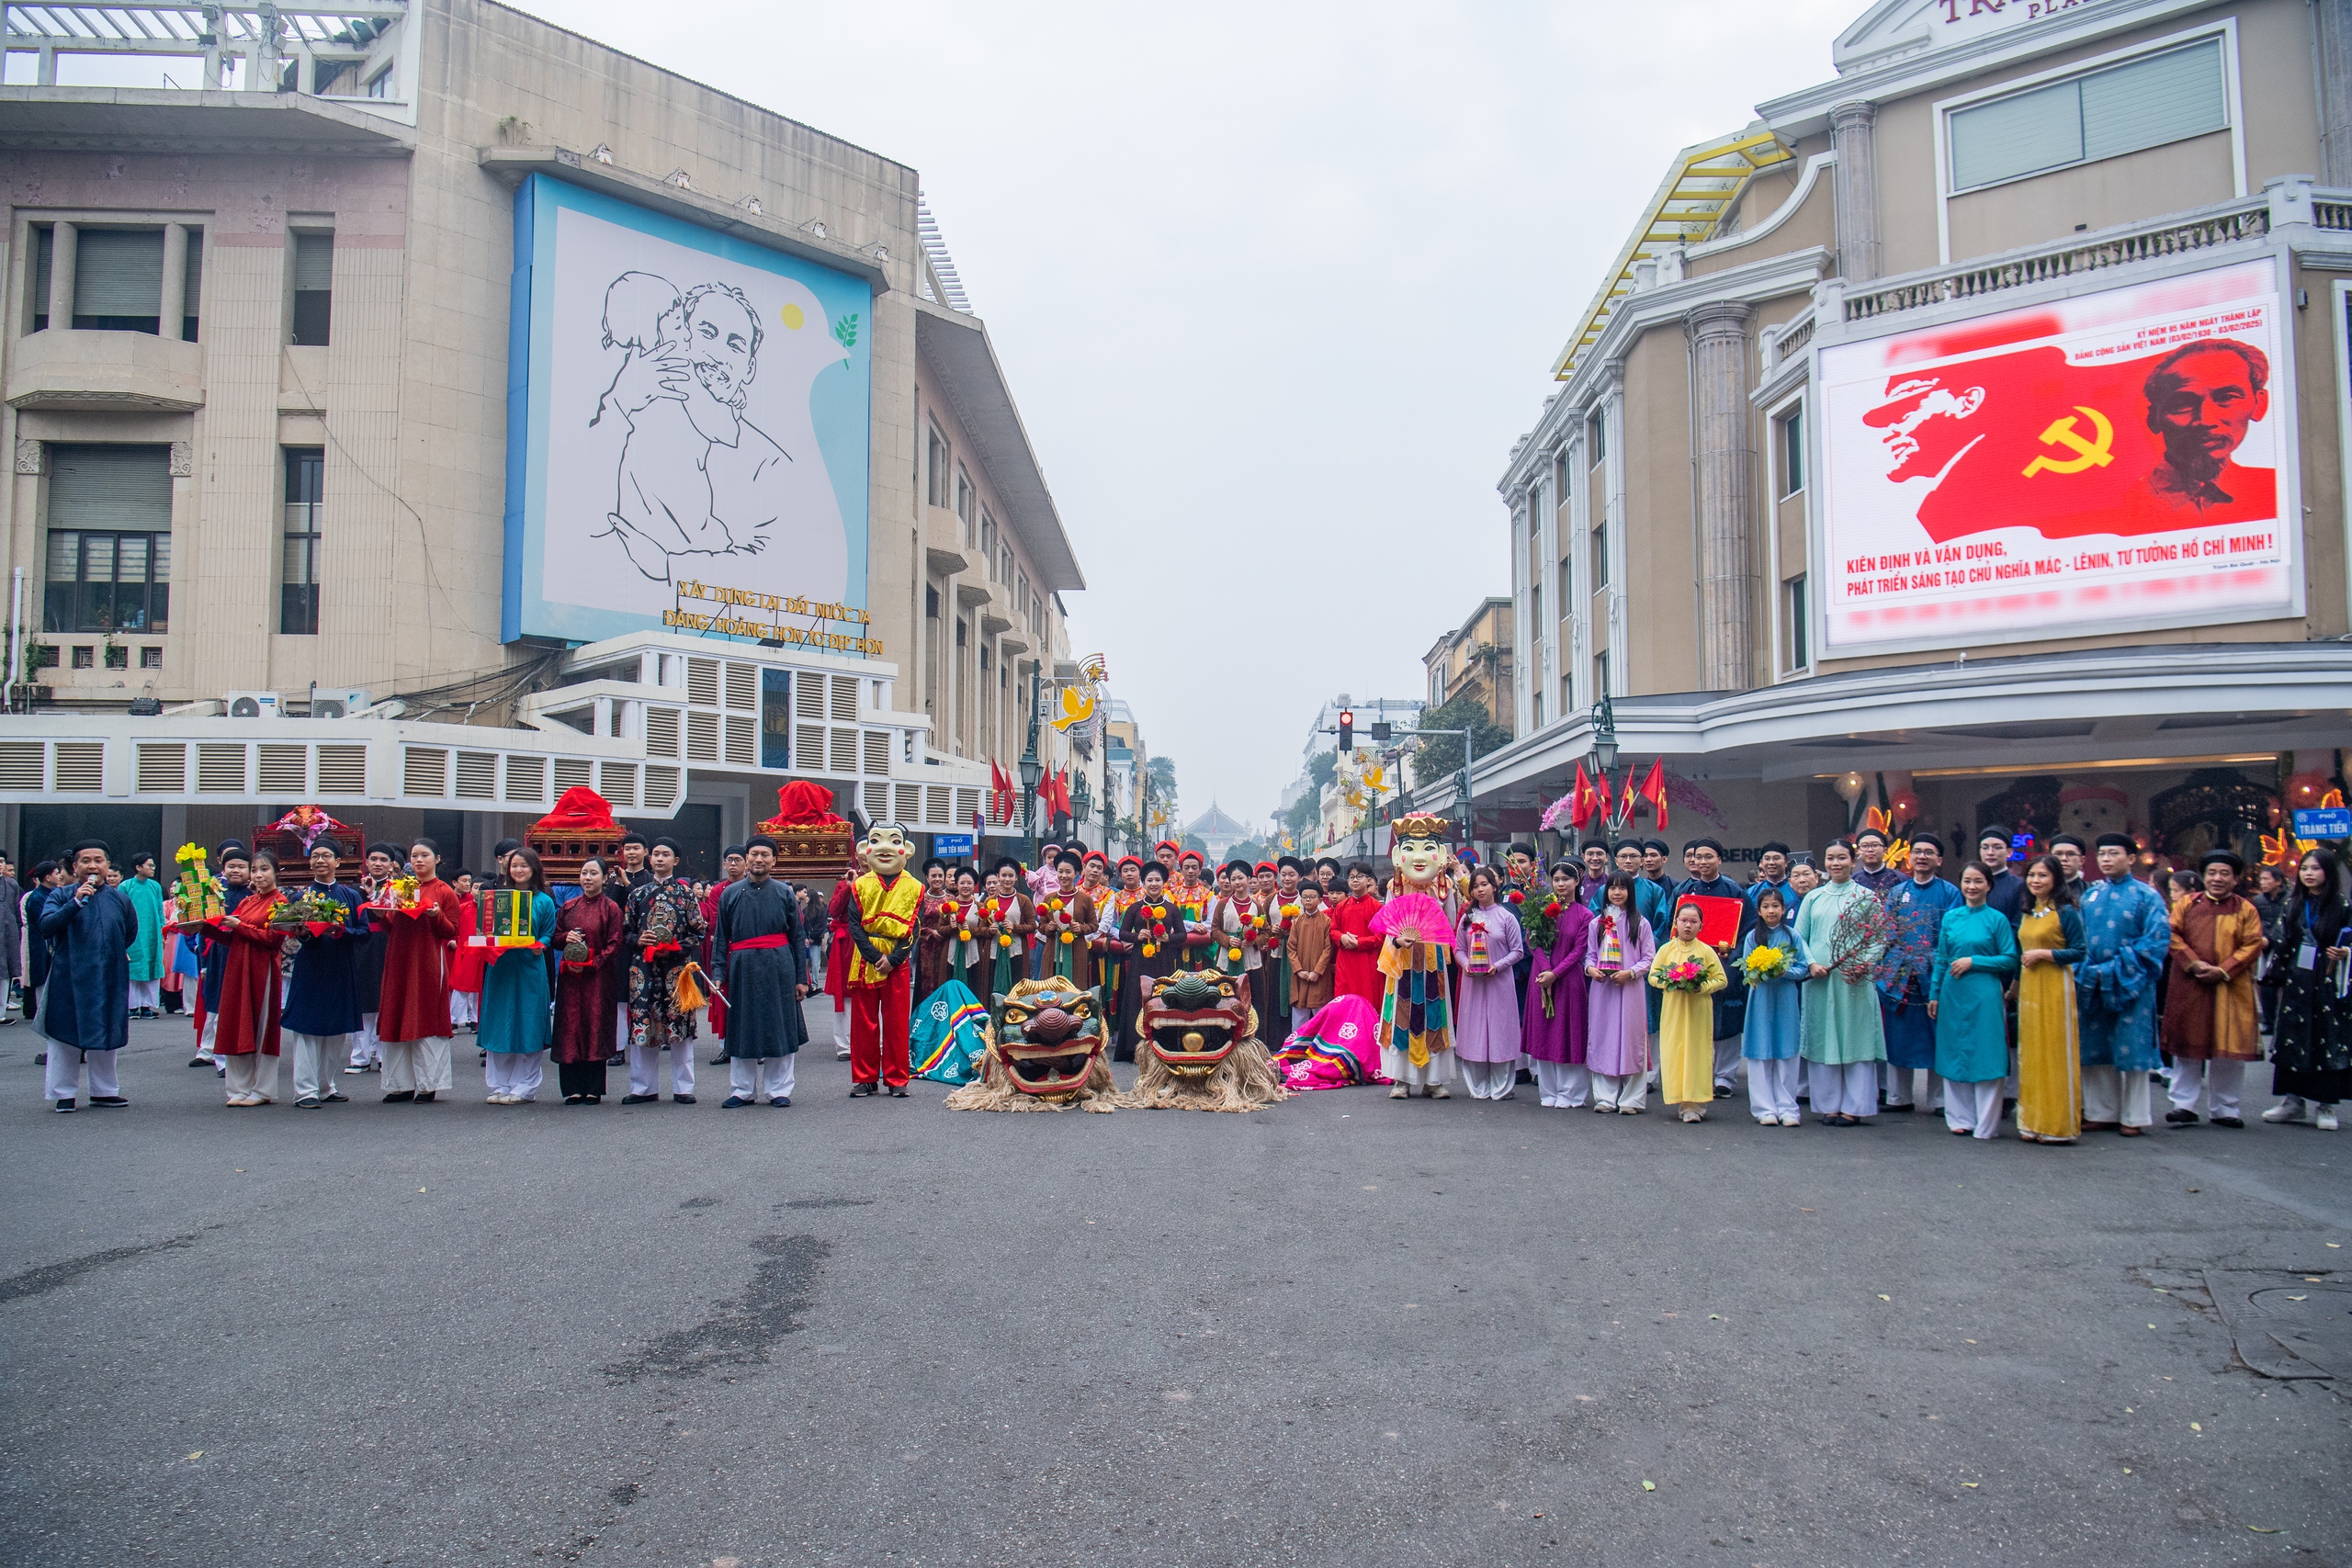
left=308, top=687, right=372, bottom=719
left=224, top=691, right=282, bottom=719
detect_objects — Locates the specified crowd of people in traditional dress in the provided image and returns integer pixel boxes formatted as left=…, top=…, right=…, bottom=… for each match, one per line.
left=15, top=821, right=2348, bottom=1139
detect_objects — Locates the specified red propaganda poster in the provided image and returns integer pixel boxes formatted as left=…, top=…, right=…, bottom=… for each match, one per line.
left=1815, top=259, right=2297, bottom=654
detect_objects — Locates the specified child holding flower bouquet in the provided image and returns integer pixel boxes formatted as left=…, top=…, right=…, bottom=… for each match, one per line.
left=1738, top=886, right=1808, bottom=1125
left=1648, top=899, right=1727, bottom=1121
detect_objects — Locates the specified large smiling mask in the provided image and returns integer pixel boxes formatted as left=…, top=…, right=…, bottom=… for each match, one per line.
left=943, top=976, right=1115, bottom=1112
left=862, top=823, right=910, bottom=879
left=1118, top=968, right=1286, bottom=1112
left=1390, top=813, right=1451, bottom=892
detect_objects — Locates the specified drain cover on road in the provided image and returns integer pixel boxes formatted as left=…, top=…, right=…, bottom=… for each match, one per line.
left=2204, top=1270, right=2350, bottom=1381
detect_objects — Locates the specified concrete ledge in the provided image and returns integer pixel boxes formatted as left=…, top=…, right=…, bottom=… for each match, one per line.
left=6, top=327, right=203, bottom=412
left=477, top=145, right=890, bottom=289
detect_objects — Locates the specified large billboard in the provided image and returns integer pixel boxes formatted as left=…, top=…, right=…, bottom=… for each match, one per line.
left=503, top=174, right=874, bottom=645
left=1815, top=258, right=2296, bottom=655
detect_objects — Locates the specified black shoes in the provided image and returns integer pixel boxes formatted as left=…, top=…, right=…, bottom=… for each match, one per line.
left=323, top=1091, right=348, bottom=1104
left=672, top=1094, right=695, bottom=1105
left=850, top=1082, right=878, bottom=1098
left=888, top=1086, right=909, bottom=1098
left=721, top=1096, right=752, bottom=1109
left=2165, top=1108, right=2199, bottom=1124
left=622, top=1093, right=657, bottom=1104
left=52, top=1099, right=74, bottom=1112
left=89, top=1096, right=128, bottom=1108
left=295, top=1096, right=322, bottom=1110
left=770, top=1097, right=791, bottom=1108
left=414, top=1090, right=437, bottom=1103
left=2211, top=1114, right=2245, bottom=1128
left=383, top=1089, right=414, bottom=1103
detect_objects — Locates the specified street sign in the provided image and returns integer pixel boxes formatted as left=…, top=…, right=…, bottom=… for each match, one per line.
left=933, top=832, right=975, bottom=858
left=2293, top=808, right=2351, bottom=840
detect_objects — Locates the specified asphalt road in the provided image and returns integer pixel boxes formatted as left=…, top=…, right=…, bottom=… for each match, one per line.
left=5, top=1014, right=2347, bottom=1568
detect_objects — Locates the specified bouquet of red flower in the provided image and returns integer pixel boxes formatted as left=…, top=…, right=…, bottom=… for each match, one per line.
left=1657, top=956, right=1709, bottom=992
left=1524, top=897, right=1564, bottom=953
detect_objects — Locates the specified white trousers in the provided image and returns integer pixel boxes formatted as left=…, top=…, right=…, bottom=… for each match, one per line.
left=450, top=990, right=480, bottom=1027
left=222, top=1052, right=278, bottom=1100
left=1381, top=1045, right=1460, bottom=1089
left=1746, top=1056, right=1799, bottom=1121
left=288, top=1032, right=345, bottom=1100
left=349, top=1011, right=380, bottom=1068
left=1883, top=1064, right=1946, bottom=1110
left=730, top=1055, right=796, bottom=1100
left=1942, top=1077, right=2005, bottom=1138
left=1292, top=1006, right=1315, bottom=1038
left=613, top=1002, right=630, bottom=1058
left=1590, top=1070, right=1646, bottom=1111
left=1713, top=1033, right=1740, bottom=1089
left=829, top=1000, right=852, bottom=1057
left=1460, top=1057, right=1520, bottom=1100
left=196, top=1011, right=219, bottom=1064
left=628, top=1040, right=695, bottom=1098
left=44, top=1043, right=119, bottom=1102
left=2081, top=1065, right=2152, bottom=1127
left=128, top=979, right=159, bottom=1010
left=2167, top=1058, right=2245, bottom=1119
left=484, top=1050, right=545, bottom=1100
left=382, top=1036, right=454, bottom=1095
left=1807, top=1060, right=1880, bottom=1119
left=1533, top=1058, right=1589, bottom=1108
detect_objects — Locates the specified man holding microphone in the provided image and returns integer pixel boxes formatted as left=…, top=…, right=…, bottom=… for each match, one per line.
left=40, top=840, right=138, bottom=1111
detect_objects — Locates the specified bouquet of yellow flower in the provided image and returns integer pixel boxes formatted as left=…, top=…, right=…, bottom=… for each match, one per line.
left=1741, top=944, right=1790, bottom=983
left=171, top=842, right=225, bottom=924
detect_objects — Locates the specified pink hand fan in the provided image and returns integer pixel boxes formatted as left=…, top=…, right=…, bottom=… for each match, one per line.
left=1371, top=891, right=1452, bottom=945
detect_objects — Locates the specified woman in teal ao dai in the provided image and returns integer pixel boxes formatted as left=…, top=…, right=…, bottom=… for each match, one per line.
left=480, top=847, right=560, bottom=1104
left=1928, top=863, right=2020, bottom=1140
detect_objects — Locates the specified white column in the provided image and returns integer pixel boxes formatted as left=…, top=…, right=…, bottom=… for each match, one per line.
left=1690, top=302, right=1756, bottom=694
left=47, top=220, right=75, bottom=330
left=160, top=223, right=188, bottom=342
left=1830, top=102, right=1881, bottom=283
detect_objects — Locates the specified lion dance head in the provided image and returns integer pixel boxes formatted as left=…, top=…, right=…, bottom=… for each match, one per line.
left=1119, top=968, right=1287, bottom=1112
left=943, top=976, right=1115, bottom=1112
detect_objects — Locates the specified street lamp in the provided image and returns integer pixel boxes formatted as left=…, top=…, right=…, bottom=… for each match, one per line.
left=1071, top=767, right=1092, bottom=828
left=1589, top=693, right=1618, bottom=773
left=1019, top=660, right=1044, bottom=864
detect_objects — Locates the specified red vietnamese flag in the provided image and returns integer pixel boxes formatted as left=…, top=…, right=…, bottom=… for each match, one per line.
left=1638, top=759, right=1668, bottom=829
left=1569, top=762, right=1595, bottom=829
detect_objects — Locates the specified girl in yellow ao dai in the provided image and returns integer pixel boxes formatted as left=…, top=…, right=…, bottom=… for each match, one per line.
left=1649, top=900, right=1728, bottom=1121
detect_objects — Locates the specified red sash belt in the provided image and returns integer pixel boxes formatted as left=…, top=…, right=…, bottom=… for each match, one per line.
left=730, top=933, right=794, bottom=952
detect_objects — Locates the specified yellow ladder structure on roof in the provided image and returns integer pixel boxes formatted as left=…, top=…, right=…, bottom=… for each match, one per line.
left=1553, top=127, right=1794, bottom=381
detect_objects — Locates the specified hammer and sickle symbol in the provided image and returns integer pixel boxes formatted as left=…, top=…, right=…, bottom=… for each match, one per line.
left=2019, top=406, right=2116, bottom=478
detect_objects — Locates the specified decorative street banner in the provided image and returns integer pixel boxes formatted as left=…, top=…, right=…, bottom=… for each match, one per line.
left=503, top=174, right=875, bottom=645
left=1815, top=258, right=2296, bottom=654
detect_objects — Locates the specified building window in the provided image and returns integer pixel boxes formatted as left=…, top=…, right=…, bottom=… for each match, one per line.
left=30, top=226, right=194, bottom=334
left=1591, top=521, right=1609, bottom=591
left=1948, top=37, right=2226, bottom=194
left=1430, top=663, right=1446, bottom=705
left=1530, top=583, right=1542, bottom=642
left=290, top=231, right=334, bottom=346
left=43, top=444, right=172, bottom=634
left=141, top=646, right=162, bottom=669
left=927, top=424, right=952, bottom=509
left=1779, top=408, right=1804, bottom=498
left=1588, top=413, right=1606, bottom=466
left=978, top=507, right=993, bottom=571
left=281, top=447, right=323, bottom=635
left=1532, top=691, right=1544, bottom=728
left=1785, top=575, right=1809, bottom=670
left=1562, top=672, right=1574, bottom=716
left=365, top=65, right=394, bottom=97
left=760, top=667, right=791, bottom=769
left=1595, top=649, right=1610, bottom=700
left=958, top=471, right=978, bottom=545
left=1001, top=546, right=1014, bottom=586
left=1553, top=452, right=1569, bottom=511
left=925, top=584, right=940, bottom=619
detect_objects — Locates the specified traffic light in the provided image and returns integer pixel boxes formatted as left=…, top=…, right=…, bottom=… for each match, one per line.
left=1338, top=709, right=1354, bottom=752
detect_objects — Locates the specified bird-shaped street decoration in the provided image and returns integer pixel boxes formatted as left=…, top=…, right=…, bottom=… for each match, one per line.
left=1051, top=654, right=1110, bottom=734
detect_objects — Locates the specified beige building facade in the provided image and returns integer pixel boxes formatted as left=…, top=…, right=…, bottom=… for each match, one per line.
left=1422, top=595, right=1515, bottom=729
left=0, top=0, right=1086, bottom=874
left=1479, top=0, right=2352, bottom=872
